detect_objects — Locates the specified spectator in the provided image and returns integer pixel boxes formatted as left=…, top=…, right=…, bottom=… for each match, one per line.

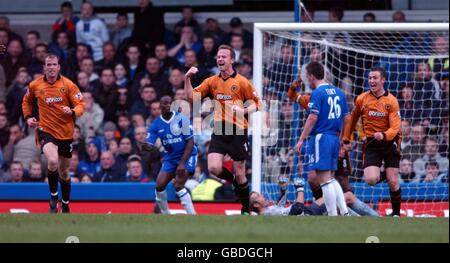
left=133, top=125, right=161, bottom=180
left=230, top=34, right=244, bottom=62
left=0, top=148, right=8, bottom=182
left=111, top=12, right=132, bottom=50
left=62, top=43, right=92, bottom=81
left=438, top=127, right=449, bottom=158
left=268, top=44, right=295, bottom=96
left=10, top=127, right=41, bottom=170
left=399, top=158, right=415, bottom=183
left=27, top=43, right=48, bottom=77
left=80, top=173, right=93, bottom=183
left=413, top=160, right=447, bottom=183
left=93, top=67, right=119, bottom=122
left=413, top=63, right=441, bottom=125
left=129, top=85, right=158, bottom=120
left=25, top=31, right=41, bottom=60
left=413, top=137, right=448, bottom=177
left=221, top=17, right=253, bottom=49
left=80, top=57, right=100, bottom=85
left=116, top=87, right=130, bottom=117
left=300, top=7, right=314, bottom=22
left=79, top=139, right=101, bottom=177
left=99, top=121, right=119, bottom=150
left=108, top=139, right=119, bottom=157
left=198, top=35, right=218, bottom=74
left=363, top=12, right=376, bottom=22
left=398, top=84, right=417, bottom=121
left=174, top=88, right=187, bottom=101
left=76, top=71, right=95, bottom=93
left=117, top=113, right=133, bottom=138
left=174, top=6, right=202, bottom=41
left=0, top=113, right=9, bottom=149
left=400, top=120, right=412, bottom=151
left=236, top=60, right=252, bottom=81
left=72, top=126, right=87, bottom=160
left=131, top=113, right=146, bottom=129
left=2, top=124, right=23, bottom=166
left=132, top=56, right=170, bottom=100
left=0, top=15, right=23, bottom=43
left=95, top=42, right=118, bottom=72
left=76, top=91, right=104, bottom=139
left=392, top=11, right=406, bottom=22
left=5, top=69, right=29, bottom=125
left=123, top=44, right=143, bottom=83
left=148, top=101, right=161, bottom=124
left=114, top=62, right=130, bottom=89
left=126, top=155, right=150, bottom=182
left=154, top=43, right=180, bottom=75
left=403, top=123, right=426, bottom=162
left=428, top=36, right=448, bottom=75
left=76, top=1, right=109, bottom=62
left=203, top=18, right=225, bottom=45
left=48, top=31, right=74, bottom=63
left=7, top=160, right=24, bottom=183
left=165, top=68, right=186, bottom=99
left=113, top=136, right=134, bottom=177
left=1, top=39, right=29, bottom=87
left=94, top=151, right=124, bottom=182
left=131, top=0, right=165, bottom=57
left=24, top=159, right=44, bottom=182
left=168, top=25, right=202, bottom=64
left=68, top=151, right=82, bottom=180
left=181, top=49, right=210, bottom=88
left=326, top=7, right=351, bottom=45
left=52, top=1, right=79, bottom=44
left=0, top=64, right=6, bottom=101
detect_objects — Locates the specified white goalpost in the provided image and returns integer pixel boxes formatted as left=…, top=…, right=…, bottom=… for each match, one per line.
left=252, top=23, right=449, bottom=217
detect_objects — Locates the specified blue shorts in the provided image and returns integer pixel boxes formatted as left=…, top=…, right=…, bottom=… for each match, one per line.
left=305, top=133, right=339, bottom=171
left=161, top=154, right=197, bottom=175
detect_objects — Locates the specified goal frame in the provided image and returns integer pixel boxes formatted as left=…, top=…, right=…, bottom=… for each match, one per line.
left=251, top=22, right=450, bottom=193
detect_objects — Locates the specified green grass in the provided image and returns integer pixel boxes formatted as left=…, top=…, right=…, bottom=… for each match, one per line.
left=0, top=214, right=448, bottom=243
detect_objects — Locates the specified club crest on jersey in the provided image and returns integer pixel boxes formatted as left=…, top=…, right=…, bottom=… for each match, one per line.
left=60, top=87, right=66, bottom=93
left=385, top=104, right=391, bottom=110
left=231, top=85, right=239, bottom=92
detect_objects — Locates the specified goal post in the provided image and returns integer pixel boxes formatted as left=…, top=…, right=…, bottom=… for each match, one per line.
left=252, top=23, right=449, bottom=216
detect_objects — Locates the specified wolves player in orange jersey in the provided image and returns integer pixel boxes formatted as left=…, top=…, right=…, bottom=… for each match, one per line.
left=288, top=79, right=378, bottom=216
left=22, top=54, right=85, bottom=213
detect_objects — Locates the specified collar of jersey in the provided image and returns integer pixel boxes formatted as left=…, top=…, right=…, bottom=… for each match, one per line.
left=369, top=90, right=389, bottom=99
left=316, top=82, right=329, bottom=89
left=43, top=74, right=62, bottom=84
left=218, top=70, right=237, bottom=81
left=160, top=111, right=176, bottom=124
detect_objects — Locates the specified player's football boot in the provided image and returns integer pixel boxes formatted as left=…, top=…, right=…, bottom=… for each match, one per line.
left=61, top=202, right=70, bottom=214
left=49, top=197, right=58, bottom=213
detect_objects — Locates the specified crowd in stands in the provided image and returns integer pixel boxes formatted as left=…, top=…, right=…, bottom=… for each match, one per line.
left=0, top=1, right=448, bottom=201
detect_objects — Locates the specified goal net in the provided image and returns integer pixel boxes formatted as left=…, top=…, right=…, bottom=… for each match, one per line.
left=252, top=23, right=449, bottom=217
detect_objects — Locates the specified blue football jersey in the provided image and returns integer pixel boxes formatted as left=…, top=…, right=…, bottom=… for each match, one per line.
left=308, top=83, right=349, bottom=135
left=147, top=111, right=198, bottom=160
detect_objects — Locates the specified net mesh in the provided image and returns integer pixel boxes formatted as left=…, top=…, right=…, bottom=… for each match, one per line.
left=259, top=28, right=449, bottom=217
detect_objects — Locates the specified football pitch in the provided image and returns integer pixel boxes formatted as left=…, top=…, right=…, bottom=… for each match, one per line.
left=0, top=214, right=448, bottom=243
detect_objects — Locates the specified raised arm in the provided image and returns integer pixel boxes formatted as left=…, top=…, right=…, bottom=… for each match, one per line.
left=184, top=66, right=198, bottom=101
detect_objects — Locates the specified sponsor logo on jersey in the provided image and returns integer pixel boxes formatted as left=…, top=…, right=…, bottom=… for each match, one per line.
left=216, top=94, right=233, bottom=100
left=162, top=137, right=183, bottom=145
left=368, top=111, right=387, bottom=117
left=45, top=97, right=63, bottom=104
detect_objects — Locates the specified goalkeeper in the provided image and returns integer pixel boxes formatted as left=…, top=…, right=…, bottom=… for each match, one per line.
left=249, top=178, right=327, bottom=216
left=288, top=79, right=379, bottom=217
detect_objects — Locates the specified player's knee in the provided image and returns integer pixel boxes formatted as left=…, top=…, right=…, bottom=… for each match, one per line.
left=47, top=158, right=59, bottom=171
left=59, top=172, right=70, bottom=181
left=155, top=185, right=166, bottom=192
left=208, top=166, right=222, bottom=176
left=365, top=177, right=378, bottom=186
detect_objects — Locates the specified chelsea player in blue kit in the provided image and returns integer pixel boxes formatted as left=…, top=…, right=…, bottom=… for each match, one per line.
left=295, top=62, right=350, bottom=216
left=144, top=96, right=197, bottom=215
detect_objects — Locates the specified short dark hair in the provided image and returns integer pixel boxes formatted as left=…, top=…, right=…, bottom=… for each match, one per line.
left=306, top=62, right=325, bottom=80
left=117, top=11, right=128, bottom=18
left=363, top=12, right=376, bottom=21
left=329, top=7, right=344, bottom=21
left=61, top=1, right=73, bottom=10
left=426, top=160, right=439, bottom=169
left=217, top=44, right=235, bottom=60
left=44, top=53, right=61, bottom=64
left=370, top=67, right=386, bottom=79
left=27, top=30, right=40, bottom=39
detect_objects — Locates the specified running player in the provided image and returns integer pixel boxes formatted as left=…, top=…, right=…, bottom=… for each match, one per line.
left=22, top=54, right=85, bottom=213
left=343, top=67, right=402, bottom=217
left=143, top=95, right=197, bottom=214
left=184, top=44, right=261, bottom=214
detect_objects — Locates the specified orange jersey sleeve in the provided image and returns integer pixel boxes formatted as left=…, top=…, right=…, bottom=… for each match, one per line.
left=22, top=83, right=36, bottom=120
left=383, top=95, right=401, bottom=141
left=298, top=94, right=310, bottom=110
left=193, top=77, right=211, bottom=101
left=242, top=77, right=261, bottom=111
left=344, top=94, right=363, bottom=142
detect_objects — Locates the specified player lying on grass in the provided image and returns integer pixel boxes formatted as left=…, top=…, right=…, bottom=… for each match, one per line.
left=142, top=96, right=197, bottom=215
left=249, top=178, right=327, bottom=216
left=288, top=79, right=379, bottom=217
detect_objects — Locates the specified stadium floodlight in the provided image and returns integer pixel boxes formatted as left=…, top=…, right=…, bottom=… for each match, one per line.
left=252, top=22, right=449, bottom=216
